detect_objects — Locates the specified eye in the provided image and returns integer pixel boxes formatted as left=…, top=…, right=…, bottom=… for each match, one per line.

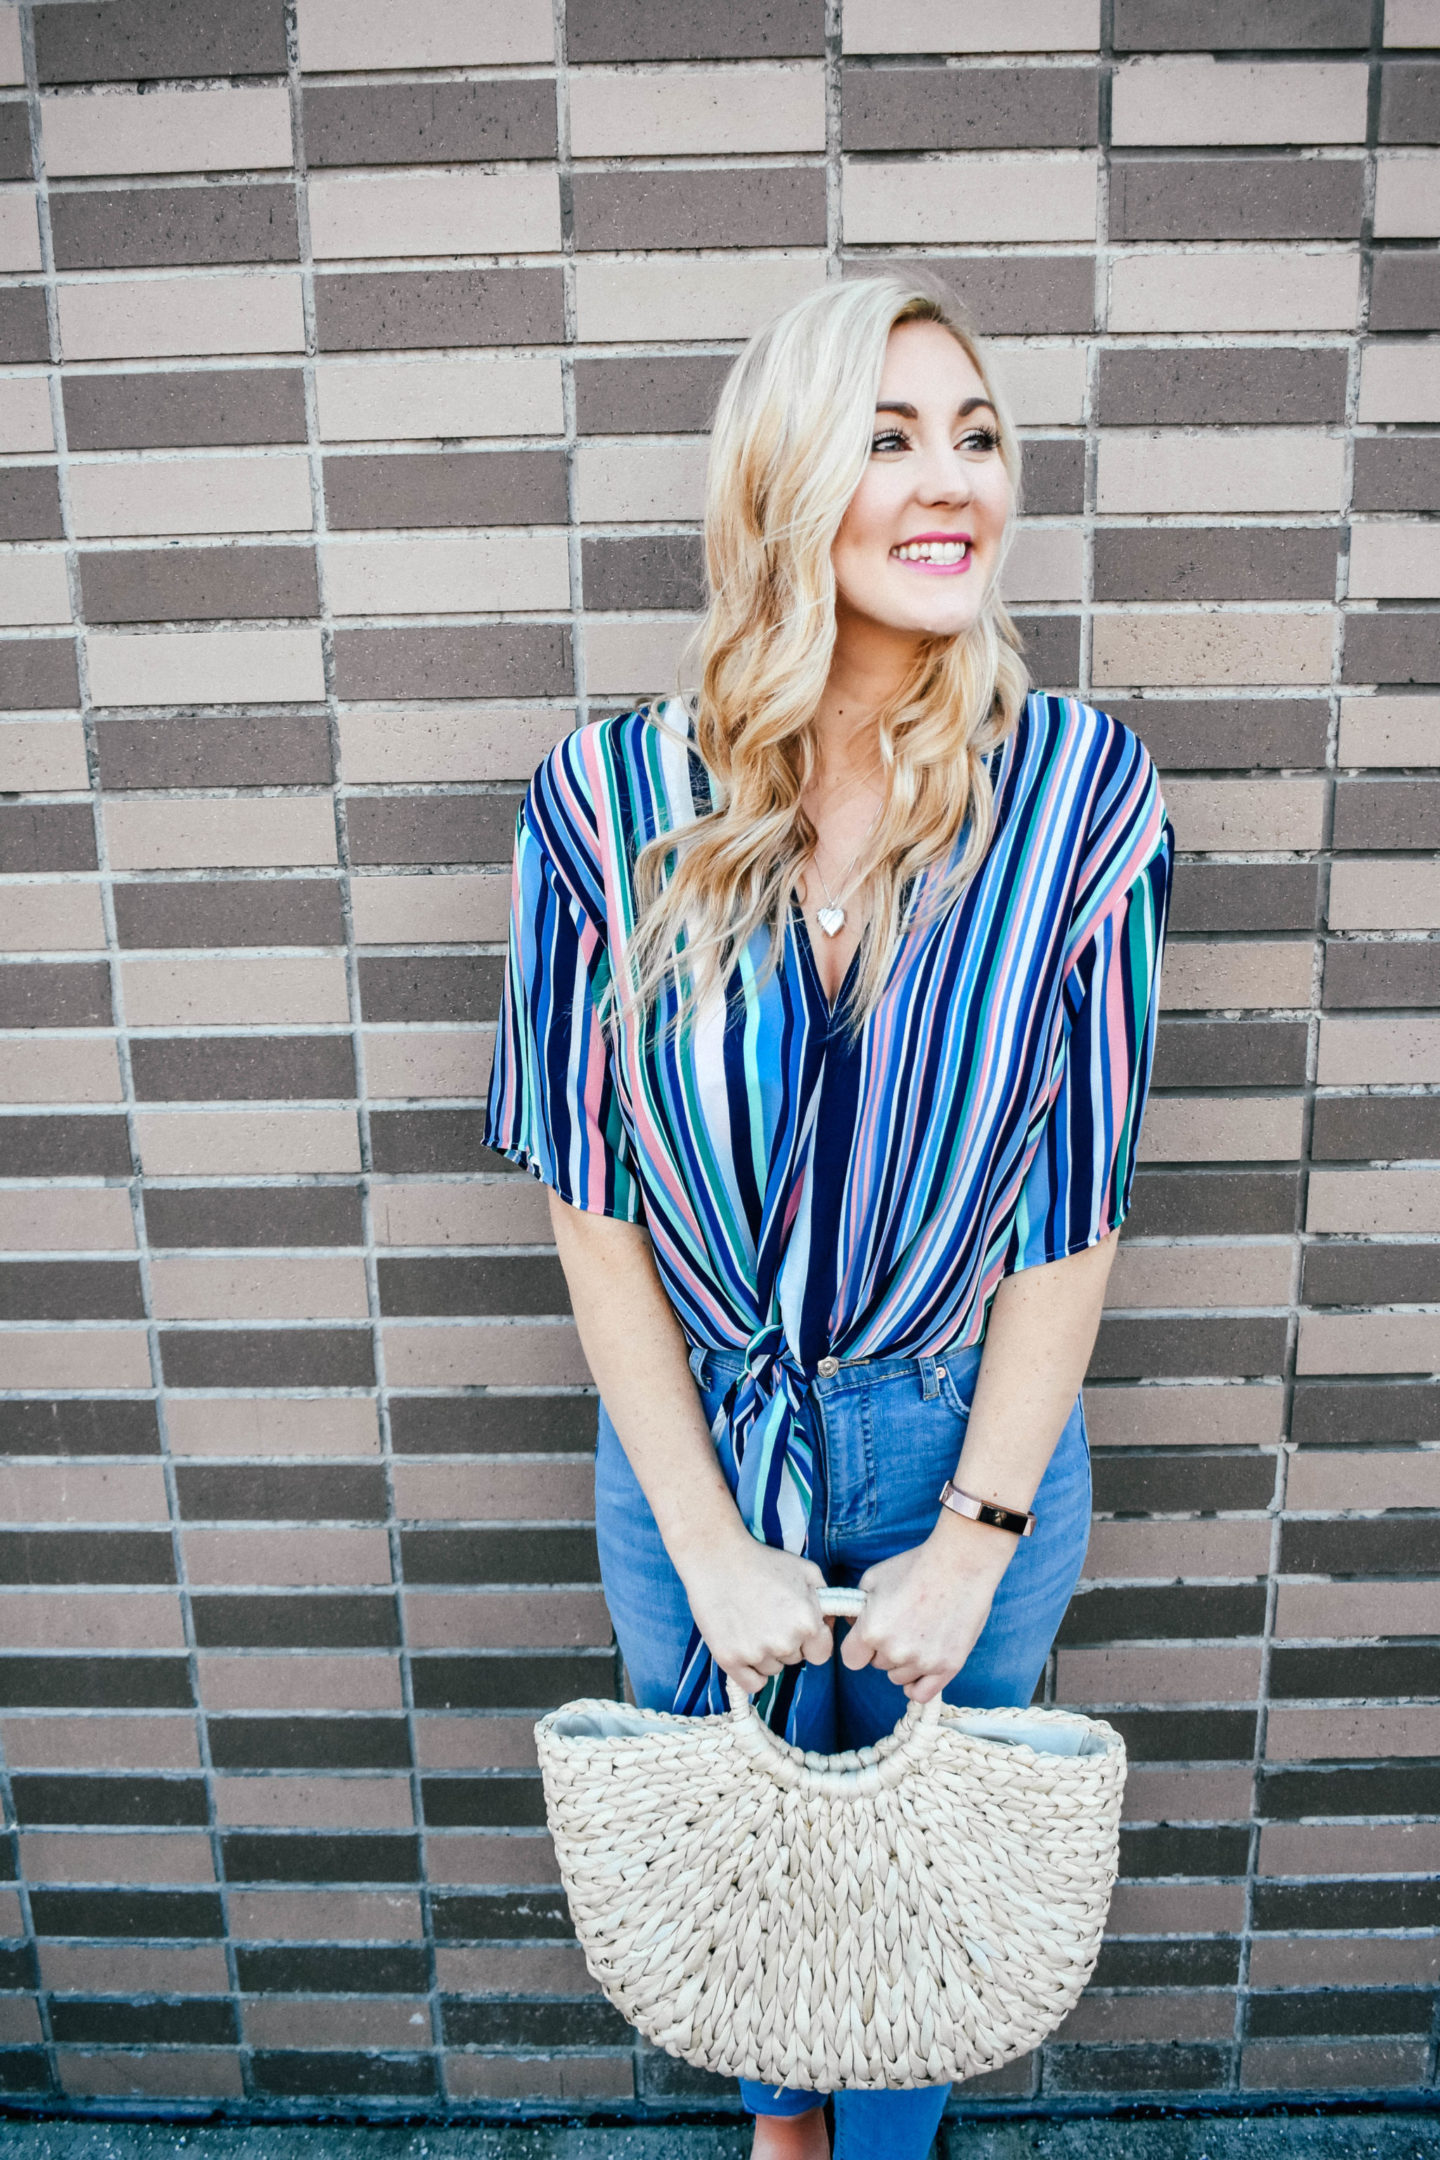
left=959, top=426, right=1001, bottom=454
left=871, top=427, right=910, bottom=453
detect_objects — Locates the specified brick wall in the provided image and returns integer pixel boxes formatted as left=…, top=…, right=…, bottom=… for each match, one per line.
left=0, top=0, right=1436, bottom=2120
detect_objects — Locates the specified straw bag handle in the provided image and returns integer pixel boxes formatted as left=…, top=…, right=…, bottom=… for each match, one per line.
left=724, top=1586, right=944, bottom=1796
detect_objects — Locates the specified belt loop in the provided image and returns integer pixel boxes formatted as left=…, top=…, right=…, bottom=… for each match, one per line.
left=687, top=1343, right=708, bottom=1387
left=919, top=1353, right=941, bottom=1401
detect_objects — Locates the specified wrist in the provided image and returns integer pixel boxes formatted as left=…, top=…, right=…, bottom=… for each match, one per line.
left=927, top=1505, right=1018, bottom=1580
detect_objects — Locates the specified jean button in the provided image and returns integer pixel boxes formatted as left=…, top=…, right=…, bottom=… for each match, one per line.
left=816, top=1355, right=839, bottom=1377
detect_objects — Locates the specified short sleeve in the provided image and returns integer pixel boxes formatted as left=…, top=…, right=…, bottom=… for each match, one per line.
left=483, top=765, right=644, bottom=1223
left=1005, top=814, right=1174, bottom=1273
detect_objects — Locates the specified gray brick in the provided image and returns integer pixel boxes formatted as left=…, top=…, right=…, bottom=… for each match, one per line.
left=159, top=1329, right=373, bottom=1390
left=1106, top=700, right=1328, bottom=771
left=33, top=0, right=287, bottom=82
left=113, top=878, right=343, bottom=949
left=1380, top=61, right=1440, bottom=144
left=575, top=353, right=731, bottom=435
left=566, top=0, right=823, bottom=61
left=96, top=715, right=332, bottom=789
left=333, top=626, right=572, bottom=701
left=324, top=450, right=567, bottom=531
left=0, top=961, right=112, bottom=1029
left=0, top=804, right=97, bottom=873
left=842, top=65, right=1099, bottom=152
left=315, top=270, right=564, bottom=353
left=303, top=82, right=556, bottom=167
left=1333, top=780, right=1440, bottom=850
left=1014, top=614, right=1080, bottom=694
left=1323, top=941, right=1440, bottom=1008
left=0, top=289, right=49, bottom=365
left=1094, top=529, right=1338, bottom=603
left=81, top=547, right=319, bottom=625
left=1113, top=0, right=1370, bottom=47
left=0, top=640, right=79, bottom=712
left=1110, top=157, right=1364, bottom=242
left=582, top=534, right=705, bottom=612
left=64, top=368, right=307, bottom=450
left=573, top=167, right=824, bottom=251
left=130, top=1035, right=356, bottom=1102
left=1169, top=863, right=1318, bottom=932
left=1353, top=438, right=1440, bottom=513
left=0, top=468, right=63, bottom=543
left=1097, top=348, right=1348, bottom=426
left=1018, top=441, right=1085, bottom=516
left=49, top=184, right=298, bottom=271
left=1342, top=612, right=1440, bottom=686
left=346, top=793, right=521, bottom=868
left=0, top=103, right=31, bottom=183
left=1370, top=253, right=1440, bottom=333
left=145, top=1186, right=362, bottom=1248
left=854, top=255, right=1095, bottom=333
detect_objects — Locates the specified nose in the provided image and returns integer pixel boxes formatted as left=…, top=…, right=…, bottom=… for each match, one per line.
left=912, top=439, right=975, bottom=507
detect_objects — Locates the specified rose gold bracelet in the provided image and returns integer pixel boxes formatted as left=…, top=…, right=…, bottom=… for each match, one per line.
left=937, top=1479, right=1036, bottom=1538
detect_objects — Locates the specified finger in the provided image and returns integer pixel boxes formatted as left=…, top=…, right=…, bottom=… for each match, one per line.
left=801, top=1621, right=835, bottom=1665
left=839, top=1630, right=876, bottom=1672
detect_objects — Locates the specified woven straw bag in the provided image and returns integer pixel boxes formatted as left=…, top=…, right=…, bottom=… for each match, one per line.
left=535, top=1586, right=1126, bottom=2092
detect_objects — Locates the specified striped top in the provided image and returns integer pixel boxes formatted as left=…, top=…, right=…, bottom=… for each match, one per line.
left=486, top=692, right=1174, bottom=1736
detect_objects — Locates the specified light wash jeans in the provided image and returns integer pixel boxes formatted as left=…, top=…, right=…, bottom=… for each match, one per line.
left=593, top=1336, right=1093, bottom=2160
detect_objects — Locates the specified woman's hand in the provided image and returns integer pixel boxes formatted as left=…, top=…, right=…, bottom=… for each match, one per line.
left=674, top=1528, right=835, bottom=1697
left=840, top=1517, right=1017, bottom=1701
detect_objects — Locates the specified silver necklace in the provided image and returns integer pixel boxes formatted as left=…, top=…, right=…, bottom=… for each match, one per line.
left=807, top=797, right=882, bottom=938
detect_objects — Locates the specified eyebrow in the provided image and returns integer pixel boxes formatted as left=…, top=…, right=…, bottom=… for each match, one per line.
left=875, top=397, right=997, bottom=422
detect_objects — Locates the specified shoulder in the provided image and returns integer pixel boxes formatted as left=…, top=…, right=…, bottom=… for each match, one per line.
left=1018, top=691, right=1162, bottom=801
left=529, top=701, right=695, bottom=830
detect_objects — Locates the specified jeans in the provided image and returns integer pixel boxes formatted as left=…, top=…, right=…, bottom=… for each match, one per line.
left=593, top=1336, right=1093, bottom=2160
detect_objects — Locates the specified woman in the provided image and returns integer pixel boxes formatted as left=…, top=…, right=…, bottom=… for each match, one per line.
left=486, top=276, right=1174, bottom=2160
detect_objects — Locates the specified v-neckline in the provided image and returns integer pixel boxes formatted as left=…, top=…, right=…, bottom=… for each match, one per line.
left=790, top=896, right=863, bottom=1025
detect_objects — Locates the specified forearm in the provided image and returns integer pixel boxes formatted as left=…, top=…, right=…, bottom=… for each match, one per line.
left=547, top=1191, right=746, bottom=1569
left=939, top=1226, right=1119, bottom=1543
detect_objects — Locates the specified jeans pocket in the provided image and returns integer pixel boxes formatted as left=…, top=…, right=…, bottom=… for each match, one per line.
left=935, top=1357, right=977, bottom=1424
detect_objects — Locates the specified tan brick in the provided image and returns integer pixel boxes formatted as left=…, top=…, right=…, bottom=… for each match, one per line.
left=426, top=1830, right=558, bottom=1885
left=1317, top=1014, right=1440, bottom=1084
left=1000, top=526, right=1084, bottom=604
left=0, top=1036, right=122, bottom=1105
left=574, top=253, right=825, bottom=342
left=133, top=1107, right=360, bottom=1176
left=1268, top=1704, right=1440, bottom=1757
left=58, top=273, right=305, bottom=360
left=0, top=1715, right=199, bottom=1771
left=1113, top=60, right=1367, bottom=146
left=227, top=1887, right=422, bottom=1940
left=1107, top=1881, right=1246, bottom=1933
left=1288, top=1448, right=1440, bottom=1511
left=0, top=1185, right=135, bottom=1252
left=0, top=1998, right=45, bottom=2043
left=0, top=376, right=55, bottom=453
left=1248, top=1935, right=1440, bottom=1987
left=0, top=186, right=41, bottom=272
left=0, top=717, right=88, bottom=789
left=20, top=1830, right=214, bottom=1884
left=990, top=344, right=1087, bottom=426
left=324, top=533, right=569, bottom=618
left=0, top=7, right=22, bottom=81
left=1057, top=1994, right=1234, bottom=2045
left=1160, top=940, right=1313, bottom=1011
left=1057, top=1645, right=1263, bottom=1705
left=1261, top=1821, right=1440, bottom=1876
left=1374, top=152, right=1440, bottom=239
left=1328, top=859, right=1440, bottom=927
left=1161, top=777, right=1327, bottom=850
left=1350, top=523, right=1440, bottom=599
left=0, top=549, right=74, bottom=625
left=846, top=155, right=1099, bottom=245
left=575, top=438, right=708, bottom=522
left=568, top=64, right=825, bottom=157
left=339, top=709, right=570, bottom=785
left=415, top=1714, right=537, bottom=1770
left=87, top=626, right=324, bottom=707
left=243, top=1996, right=432, bottom=2049
left=382, top=1318, right=588, bottom=1386
left=197, top=1654, right=403, bottom=1712
left=1123, top=1766, right=1254, bottom=1821
left=403, top=1590, right=610, bottom=1649
left=1084, top=1520, right=1272, bottom=1579
left=316, top=354, right=564, bottom=442
left=1084, top=1385, right=1283, bottom=1449
left=351, top=871, right=509, bottom=944
left=1310, top=1164, right=1440, bottom=1233
left=435, top=1944, right=594, bottom=1993
left=166, top=1396, right=379, bottom=1456
left=1338, top=692, right=1440, bottom=766
left=120, top=955, right=349, bottom=1028
left=364, top=1029, right=491, bottom=1101
left=392, top=1460, right=592, bottom=1522
left=1297, top=1312, right=1440, bottom=1375
left=106, top=797, right=337, bottom=871
left=309, top=170, right=560, bottom=260
left=1105, top=1242, right=1292, bottom=1310
left=1241, top=2038, right=1428, bottom=2092
left=445, top=2054, right=632, bottom=2103
left=1098, top=431, right=1346, bottom=515
left=41, top=86, right=293, bottom=177
left=585, top=614, right=700, bottom=698
left=0, top=1591, right=183, bottom=1650
left=1138, top=1095, right=1304, bottom=1163
left=0, top=882, right=107, bottom=952
left=296, top=0, right=554, bottom=69
left=1274, top=1579, right=1440, bottom=1637
left=0, top=1327, right=150, bottom=1388
left=149, top=1254, right=370, bottom=1322
left=844, top=0, right=1100, bottom=49
left=41, top=1943, right=229, bottom=1993
left=60, top=2054, right=243, bottom=2101
left=215, top=1775, right=413, bottom=1829
left=1109, top=251, right=1359, bottom=333
left=1357, top=341, right=1440, bottom=423
left=183, top=1526, right=391, bottom=1585
left=1093, top=613, right=1334, bottom=688
left=0, top=1462, right=168, bottom=1523
left=69, top=454, right=312, bottom=538
left=372, top=1179, right=552, bottom=1246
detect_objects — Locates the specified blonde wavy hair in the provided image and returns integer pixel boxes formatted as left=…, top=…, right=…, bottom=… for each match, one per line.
left=621, top=273, right=1030, bottom=1036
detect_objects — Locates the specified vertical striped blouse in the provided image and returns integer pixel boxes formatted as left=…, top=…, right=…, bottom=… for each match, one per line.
left=486, top=692, right=1175, bottom=1735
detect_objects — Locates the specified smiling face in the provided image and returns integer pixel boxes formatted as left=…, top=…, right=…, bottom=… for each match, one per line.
left=829, top=318, right=1014, bottom=648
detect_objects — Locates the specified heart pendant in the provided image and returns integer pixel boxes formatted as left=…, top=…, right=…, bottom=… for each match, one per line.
left=815, top=904, right=846, bottom=938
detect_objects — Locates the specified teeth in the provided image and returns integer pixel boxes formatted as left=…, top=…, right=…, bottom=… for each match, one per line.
left=894, top=540, right=969, bottom=564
